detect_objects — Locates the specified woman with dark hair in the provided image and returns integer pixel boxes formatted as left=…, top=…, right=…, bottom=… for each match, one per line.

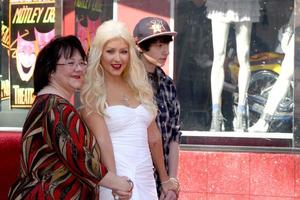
left=8, top=35, right=132, bottom=200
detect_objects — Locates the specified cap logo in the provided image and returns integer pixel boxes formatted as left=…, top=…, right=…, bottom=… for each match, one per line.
left=149, top=19, right=166, bottom=34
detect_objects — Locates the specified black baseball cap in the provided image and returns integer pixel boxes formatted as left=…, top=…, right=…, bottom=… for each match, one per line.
left=133, top=17, right=177, bottom=44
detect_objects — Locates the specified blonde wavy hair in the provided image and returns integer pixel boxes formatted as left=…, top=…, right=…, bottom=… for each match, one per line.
left=80, top=20, right=156, bottom=116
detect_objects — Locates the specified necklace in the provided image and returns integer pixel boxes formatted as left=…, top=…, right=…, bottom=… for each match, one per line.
left=122, top=94, right=130, bottom=106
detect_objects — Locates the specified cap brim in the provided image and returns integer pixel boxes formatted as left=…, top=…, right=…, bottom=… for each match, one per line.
left=137, top=31, right=177, bottom=44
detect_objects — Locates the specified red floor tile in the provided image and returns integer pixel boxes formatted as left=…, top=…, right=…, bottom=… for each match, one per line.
left=207, top=152, right=250, bottom=195
left=250, top=153, right=294, bottom=197
left=178, top=151, right=207, bottom=193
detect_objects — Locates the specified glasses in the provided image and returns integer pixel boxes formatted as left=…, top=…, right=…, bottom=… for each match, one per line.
left=57, top=61, right=88, bottom=69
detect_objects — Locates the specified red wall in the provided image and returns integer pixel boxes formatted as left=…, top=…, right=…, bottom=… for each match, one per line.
left=0, top=132, right=22, bottom=199
left=178, top=151, right=300, bottom=199
left=1, top=132, right=299, bottom=199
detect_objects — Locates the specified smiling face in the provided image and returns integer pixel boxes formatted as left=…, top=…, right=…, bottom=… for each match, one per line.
left=16, top=34, right=37, bottom=82
left=50, top=50, right=86, bottom=94
left=100, top=38, right=129, bottom=78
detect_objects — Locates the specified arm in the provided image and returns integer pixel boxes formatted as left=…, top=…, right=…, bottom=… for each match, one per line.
left=80, top=109, right=133, bottom=196
left=168, top=141, right=179, bottom=178
left=80, top=108, right=116, bottom=174
left=148, top=121, right=169, bottom=182
left=49, top=102, right=131, bottom=196
left=161, top=142, right=180, bottom=200
left=48, top=103, right=107, bottom=186
left=168, top=84, right=181, bottom=179
left=99, top=171, right=132, bottom=191
left=148, top=121, right=178, bottom=194
left=162, top=84, right=181, bottom=199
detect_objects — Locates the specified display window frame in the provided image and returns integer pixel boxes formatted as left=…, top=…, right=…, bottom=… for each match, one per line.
left=174, top=0, right=299, bottom=151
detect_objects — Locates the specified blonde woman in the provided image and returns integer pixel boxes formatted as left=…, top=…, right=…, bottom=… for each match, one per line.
left=80, top=20, right=178, bottom=200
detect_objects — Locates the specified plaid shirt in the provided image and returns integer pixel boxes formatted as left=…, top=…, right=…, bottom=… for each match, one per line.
left=148, top=66, right=181, bottom=194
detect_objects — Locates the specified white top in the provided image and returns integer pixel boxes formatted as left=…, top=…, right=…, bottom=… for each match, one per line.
left=99, top=104, right=158, bottom=200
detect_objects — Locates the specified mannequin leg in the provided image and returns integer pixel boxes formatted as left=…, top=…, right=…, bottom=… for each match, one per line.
left=263, top=35, right=294, bottom=115
left=234, top=21, right=252, bottom=131
left=250, top=34, right=294, bottom=132
left=210, top=20, right=230, bottom=106
left=210, top=20, right=230, bottom=131
left=235, top=22, right=252, bottom=106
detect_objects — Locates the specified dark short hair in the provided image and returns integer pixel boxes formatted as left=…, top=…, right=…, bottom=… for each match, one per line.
left=138, top=35, right=173, bottom=52
left=33, top=35, right=86, bottom=95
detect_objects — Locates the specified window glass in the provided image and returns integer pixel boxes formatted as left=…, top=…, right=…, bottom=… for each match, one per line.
left=174, top=0, right=294, bottom=136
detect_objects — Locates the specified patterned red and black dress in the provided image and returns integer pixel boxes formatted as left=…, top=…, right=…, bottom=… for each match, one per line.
left=8, top=94, right=107, bottom=200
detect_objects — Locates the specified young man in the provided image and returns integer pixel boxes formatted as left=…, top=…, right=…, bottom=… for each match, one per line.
left=133, top=17, right=181, bottom=199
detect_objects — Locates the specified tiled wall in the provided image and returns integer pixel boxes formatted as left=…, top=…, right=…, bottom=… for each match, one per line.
left=1, top=132, right=299, bottom=199
left=178, top=151, right=300, bottom=199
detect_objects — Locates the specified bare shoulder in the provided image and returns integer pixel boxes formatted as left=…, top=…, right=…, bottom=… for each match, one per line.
left=79, top=107, right=88, bottom=119
left=80, top=107, right=105, bottom=125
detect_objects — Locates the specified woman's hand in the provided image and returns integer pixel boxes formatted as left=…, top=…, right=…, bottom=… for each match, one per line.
left=161, top=178, right=180, bottom=199
left=99, top=172, right=133, bottom=199
left=159, top=190, right=178, bottom=200
left=111, top=176, right=133, bottom=200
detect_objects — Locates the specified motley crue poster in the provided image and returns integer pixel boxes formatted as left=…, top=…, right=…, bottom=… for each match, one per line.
left=75, top=0, right=113, bottom=53
left=1, top=0, right=10, bottom=111
left=9, top=0, right=55, bottom=108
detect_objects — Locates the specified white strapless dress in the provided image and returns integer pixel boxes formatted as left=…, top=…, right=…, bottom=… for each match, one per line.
left=99, top=105, right=158, bottom=200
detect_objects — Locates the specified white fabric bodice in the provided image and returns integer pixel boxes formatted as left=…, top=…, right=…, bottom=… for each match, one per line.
left=105, top=104, right=152, bottom=156
left=100, top=104, right=158, bottom=200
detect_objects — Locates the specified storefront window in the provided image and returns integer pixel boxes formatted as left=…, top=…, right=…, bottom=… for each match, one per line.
left=174, top=0, right=295, bottom=147
left=0, top=0, right=299, bottom=150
